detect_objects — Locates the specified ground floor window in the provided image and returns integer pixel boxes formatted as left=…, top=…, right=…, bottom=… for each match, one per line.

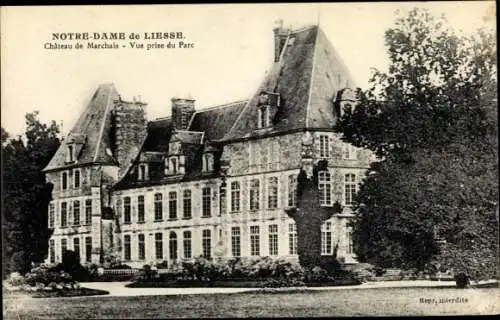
left=250, top=226, right=260, bottom=256
left=268, top=224, right=279, bottom=256
left=155, top=233, right=163, bottom=260
left=321, top=222, right=333, bottom=255
left=123, top=235, right=131, bottom=261
left=202, top=229, right=211, bottom=258
left=73, top=238, right=80, bottom=262
left=85, top=236, right=92, bottom=262
left=289, top=223, right=297, bottom=255
left=169, top=232, right=178, bottom=260
left=183, top=231, right=192, bottom=259
left=231, top=227, right=241, bottom=257
left=49, top=239, right=55, bottom=263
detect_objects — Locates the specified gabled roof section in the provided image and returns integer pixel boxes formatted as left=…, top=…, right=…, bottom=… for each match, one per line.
left=221, top=25, right=357, bottom=141
left=189, top=100, right=247, bottom=141
left=172, top=130, right=204, bottom=145
left=142, top=118, right=173, bottom=153
left=43, top=83, right=119, bottom=171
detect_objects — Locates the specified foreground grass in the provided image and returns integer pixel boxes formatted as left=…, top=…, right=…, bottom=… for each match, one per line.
left=3, top=286, right=498, bottom=318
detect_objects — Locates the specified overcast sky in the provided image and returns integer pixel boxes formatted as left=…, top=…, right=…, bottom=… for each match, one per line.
left=1, top=2, right=495, bottom=136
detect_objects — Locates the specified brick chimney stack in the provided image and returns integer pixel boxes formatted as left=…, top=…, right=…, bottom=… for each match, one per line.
left=273, top=19, right=289, bottom=62
left=171, top=97, right=195, bottom=130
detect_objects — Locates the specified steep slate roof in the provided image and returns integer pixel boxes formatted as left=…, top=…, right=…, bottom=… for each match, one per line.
left=173, top=130, right=204, bottom=145
left=44, top=84, right=119, bottom=171
left=222, top=25, right=356, bottom=141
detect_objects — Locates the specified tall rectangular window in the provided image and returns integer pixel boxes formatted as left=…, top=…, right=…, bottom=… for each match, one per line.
left=73, top=238, right=80, bottom=262
left=346, top=230, right=354, bottom=254
left=85, top=199, right=92, bottom=225
left=123, top=197, right=131, bottom=224
left=231, top=227, right=241, bottom=257
left=250, top=226, right=260, bottom=256
left=138, top=234, right=145, bottom=260
left=268, top=177, right=278, bottom=209
left=321, top=222, right=333, bottom=255
left=319, top=135, right=330, bottom=158
left=249, top=179, right=260, bottom=211
left=85, top=236, right=92, bottom=262
left=183, top=190, right=192, bottom=219
left=345, top=173, right=357, bottom=206
left=202, top=229, right=211, bottom=258
left=169, top=232, right=178, bottom=260
left=73, top=200, right=80, bottom=226
left=61, top=202, right=67, bottom=228
left=168, top=192, right=177, bottom=220
left=202, top=187, right=211, bottom=217
left=343, top=144, right=357, bottom=160
left=154, top=193, right=163, bottom=221
left=123, top=235, right=131, bottom=261
left=137, top=196, right=145, bottom=223
left=61, top=238, right=67, bottom=258
left=74, top=169, right=80, bottom=188
left=288, top=174, right=297, bottom=207
left=269, top=224, right=279, bottom=256
left=48, top=203, right=55, bottom=228
left=183, top=231, right=192, bottom=259
left=231, top=181, right=241, bottom=212
left=62, top=172, right=68, bottom=190
left=318, top=171, right=332, bottom=206
left=49, top=239, right=55, bottom=263
left=155, top=233, right=163, bottom=260
left=289, top=223, right=297, bottom=255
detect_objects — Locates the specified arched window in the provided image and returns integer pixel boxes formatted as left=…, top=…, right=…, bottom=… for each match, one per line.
left=169, top=232, right=178, bottom=260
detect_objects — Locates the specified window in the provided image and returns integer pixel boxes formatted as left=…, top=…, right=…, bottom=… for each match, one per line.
left=202, top=229, right=211, bottom=258
left=231, top=182, right=241, bottom=212
left=202, top=187, right=211, bottom=217
left=319, top=135, right=330, bottom=158
left=61, top=202, right=67, bottom=227
left=62, top=172, right=68, bottom=190
left=250, top=226, right=260, bottom=256
left=61, top=238, right=67, bottom=258
left=169, top=232, right=178, bottom=260
left=249, top=179, right=260, bottom=211
left=73, top=238, right=80, bottom=262
left=123, top=197, right=131, bottom=223
left=183, top=231, right=192, bottom=259
left=268, top=177, right=278, bottom=209
left=154, top=193, right=163, bottom=221
left=155, top=233, right=163, bottom=260
left=49, top=239, right=55, bottom=263
left=85, top=237, right=92, bottom=262
left=123, top=235, right=131, bottom=261
left=137, top=196, right=145, bottom=223
left=170, top=157, right=178, bottom=174
left=202, top=154, right=213, bottom=172
left=48, top=203, right=55, bottom=228
left=344, top=173, right=357, bottom=206
left=85, top=199, right=92, bottom=225
left=318, top=171, right=332, bottom=206
left=68, top=145, right=74, bottom=162
left=231, top=227, right=241, bottom=257
left=138, top=234, right=146, bottom=260
left=73, top=200, right=80, bottom=226
left=269, top=224, right=279, bottom=256
left=321, top=222, right=333, bottom=255
left=74, top=169, right=80, bottom=188
left=183, top=190, right=192, bottom=219
left=289, top=223, right=297, bottom=254
left=257, top=106, right=270, bottom=128
left=288, top=174, right=297, bottom=207
left=343, top=144, right=357, bottom=160
left=138, top=164, right=148, bottom=180
left=346, top=230, right=353, bottom=254
left=168, top=192, right=177, bottom=220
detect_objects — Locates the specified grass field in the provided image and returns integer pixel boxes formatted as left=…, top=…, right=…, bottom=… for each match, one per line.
left=3, top=286, right=498, bottom=318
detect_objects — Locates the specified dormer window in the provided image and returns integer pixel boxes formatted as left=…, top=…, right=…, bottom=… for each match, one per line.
left=66, top=145, right=74, bottom=163
left=170, top=157, right=178, bottom=174
left=256, top=91, right=280, bottom=129
left=138, top=164, right=149, bottom=180
left=257, top=106, right=271, bottom=129
left=202, top=153, right=214, bottom=172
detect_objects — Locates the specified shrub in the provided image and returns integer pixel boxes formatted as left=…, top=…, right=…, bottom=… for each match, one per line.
left=24, top=263, right=75, bottom=287
left=133, top=265, right=159, bottom=282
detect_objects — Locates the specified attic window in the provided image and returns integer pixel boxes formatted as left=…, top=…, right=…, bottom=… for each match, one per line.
left=170, top=157, right=178, bottom=174
left=138, top=164, right=149, bottom=181
left=67, top=145, right=74, bottom=163
left=202, top=153, right=214, bottom=172
left=257, top=106, right=271, bottom=129
left=287, top=37, right=295, bottom=46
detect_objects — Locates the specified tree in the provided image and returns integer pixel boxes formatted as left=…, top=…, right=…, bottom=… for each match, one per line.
left=285, top=160, right=343, bottom=271
left=2, top=112, right=60, bottom=276
left=335, top=8, right=497, bottom=285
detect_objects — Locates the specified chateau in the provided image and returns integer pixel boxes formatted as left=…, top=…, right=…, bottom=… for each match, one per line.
left=44, top=23, right=374, bottom=268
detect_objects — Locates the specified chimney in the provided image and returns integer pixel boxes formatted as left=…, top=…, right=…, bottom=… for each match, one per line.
left=273, top=19, right=289, bottom=62
left=171, top=97, right=195, bottom=130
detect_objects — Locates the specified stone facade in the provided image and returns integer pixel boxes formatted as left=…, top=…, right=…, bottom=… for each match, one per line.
left=44, top=24, right=375, bottom=268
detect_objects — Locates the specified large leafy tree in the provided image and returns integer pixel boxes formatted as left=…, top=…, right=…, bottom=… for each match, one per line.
left=335, top=8, right=497, bottom=281
left=2, top=112, right=60, bottom=276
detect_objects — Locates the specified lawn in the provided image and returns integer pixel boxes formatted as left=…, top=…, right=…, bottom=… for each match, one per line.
left=3, top=286, right=498, bottom=318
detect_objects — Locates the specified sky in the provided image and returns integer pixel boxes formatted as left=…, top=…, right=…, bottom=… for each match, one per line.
left=1, top=2, right=495, bottom=137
